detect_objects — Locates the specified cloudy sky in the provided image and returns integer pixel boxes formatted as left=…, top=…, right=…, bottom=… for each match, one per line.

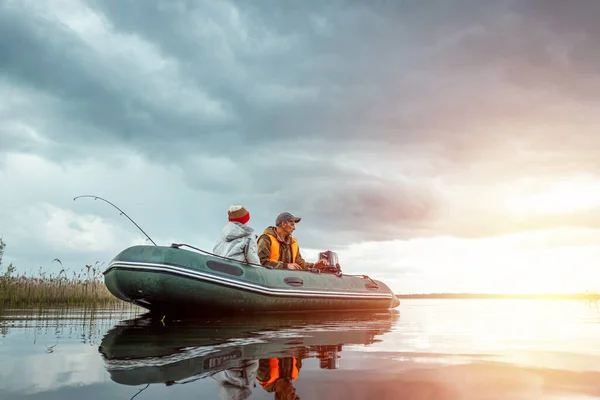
left=2, top=0, right=600, bottom=294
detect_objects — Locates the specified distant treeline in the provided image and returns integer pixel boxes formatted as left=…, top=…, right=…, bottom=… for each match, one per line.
left=396, top=293, right=600, bottom=300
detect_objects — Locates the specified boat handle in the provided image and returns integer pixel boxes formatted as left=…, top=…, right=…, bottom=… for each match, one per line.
left=284, top=277, right=304, bottom=287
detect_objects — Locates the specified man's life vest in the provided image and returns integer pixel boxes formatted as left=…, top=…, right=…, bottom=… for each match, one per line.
left=260, top=357, right=299, bottom=388
left=265, top=234, right=299, bottom=263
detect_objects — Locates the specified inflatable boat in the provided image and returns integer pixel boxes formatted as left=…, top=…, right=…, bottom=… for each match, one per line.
left=103, top=243, right=400, bottom=315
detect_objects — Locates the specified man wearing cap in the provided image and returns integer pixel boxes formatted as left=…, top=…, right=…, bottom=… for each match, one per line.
left=257, top=212, right=329, bottom=270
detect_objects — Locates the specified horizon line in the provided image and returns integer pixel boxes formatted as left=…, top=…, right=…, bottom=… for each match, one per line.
left=395, top=292, right=600, bottom=299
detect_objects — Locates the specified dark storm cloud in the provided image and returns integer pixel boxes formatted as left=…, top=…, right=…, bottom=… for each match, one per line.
left=85, top=0, right=517, bottom=148
left=0, top=1, right=507, bottom=149
left=0, top=2, right=233, bottom=154
left=3, top=0, right=599, bottom=154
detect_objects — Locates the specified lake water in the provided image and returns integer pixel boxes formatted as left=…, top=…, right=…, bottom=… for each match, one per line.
left=1, top=299, right=600, bottom=399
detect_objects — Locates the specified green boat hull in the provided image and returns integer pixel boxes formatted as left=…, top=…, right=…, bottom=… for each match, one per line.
left=103, top=244, right=400, bottom=315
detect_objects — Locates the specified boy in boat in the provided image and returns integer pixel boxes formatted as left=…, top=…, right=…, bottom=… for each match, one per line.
left=213, top=205, right=261, bottom=265
left=257, top=212, right=328, bottom=270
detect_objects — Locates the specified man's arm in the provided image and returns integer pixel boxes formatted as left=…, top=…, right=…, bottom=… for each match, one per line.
left=257, top=235, right=284, bottom=269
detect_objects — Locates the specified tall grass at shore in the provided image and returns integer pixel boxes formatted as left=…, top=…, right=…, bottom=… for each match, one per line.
left=0, top=261, right=125, bottom=308
left=0, top=237, right=130, bottom=308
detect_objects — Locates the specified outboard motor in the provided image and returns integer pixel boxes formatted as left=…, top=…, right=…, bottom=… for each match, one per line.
left=318, top=250, right=342, bottom=274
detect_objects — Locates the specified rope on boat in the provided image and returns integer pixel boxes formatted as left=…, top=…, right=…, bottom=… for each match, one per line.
left=170, top=242, right=267, bottom=268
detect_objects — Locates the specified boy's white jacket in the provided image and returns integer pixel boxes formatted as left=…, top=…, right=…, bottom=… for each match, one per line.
left=213, top=222, right=261, bottom=265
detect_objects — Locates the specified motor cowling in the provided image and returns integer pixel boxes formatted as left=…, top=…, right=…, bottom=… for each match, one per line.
left=318, top=250, right=342, bottom=271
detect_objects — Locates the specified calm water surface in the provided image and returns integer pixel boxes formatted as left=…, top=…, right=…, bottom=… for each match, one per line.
left=1, top=299, right=600, bottom=399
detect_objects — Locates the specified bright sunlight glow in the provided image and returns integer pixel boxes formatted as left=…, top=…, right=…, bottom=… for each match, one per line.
left=505, top=177, right=600, bottom=215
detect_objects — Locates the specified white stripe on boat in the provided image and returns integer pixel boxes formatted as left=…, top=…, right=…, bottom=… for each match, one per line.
left=105, top=261, right=392, bottom=300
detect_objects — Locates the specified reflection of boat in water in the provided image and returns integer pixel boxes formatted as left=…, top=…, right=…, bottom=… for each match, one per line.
left=103, top=244, right=400, bottom=314
left=97, top=310, right=398, bottom=387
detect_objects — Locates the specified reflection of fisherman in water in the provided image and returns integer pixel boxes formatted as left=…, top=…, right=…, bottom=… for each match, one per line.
left=210, top=359, right=259, bottom=400
left=256, top=357, right=301, bottom=400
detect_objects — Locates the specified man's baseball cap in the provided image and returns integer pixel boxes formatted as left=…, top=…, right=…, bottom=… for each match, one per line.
left=276, top=212, right=301, bottom=226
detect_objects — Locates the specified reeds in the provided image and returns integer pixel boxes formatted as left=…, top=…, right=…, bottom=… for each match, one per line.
left=0, top=261, right=125, bottom=308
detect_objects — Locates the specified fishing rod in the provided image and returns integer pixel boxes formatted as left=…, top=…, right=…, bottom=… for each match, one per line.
left=73, top=195, right=157, bottom=246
